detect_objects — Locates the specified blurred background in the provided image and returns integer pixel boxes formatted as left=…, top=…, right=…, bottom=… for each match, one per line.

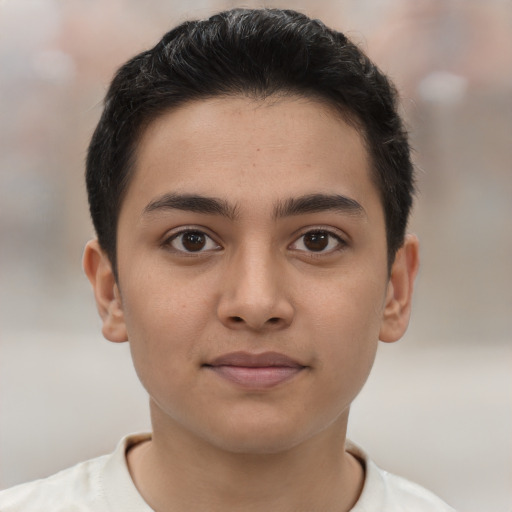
left=0, top=0, right=510, bottom=510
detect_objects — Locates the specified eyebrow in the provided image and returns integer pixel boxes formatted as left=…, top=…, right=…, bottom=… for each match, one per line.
left=273, top=193, right=365, bottom=219
left=142, top=192, right=365, bottom=220
left=143, top=193, right=239, bottom=220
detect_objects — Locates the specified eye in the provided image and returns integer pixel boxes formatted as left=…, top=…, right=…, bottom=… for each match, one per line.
left=166, top=230, right=220, bottom=253
left=290, top=230, right=346, bottom=253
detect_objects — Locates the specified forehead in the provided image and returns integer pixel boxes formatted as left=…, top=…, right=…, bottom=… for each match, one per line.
left=121, top=95, right=380, bottom=220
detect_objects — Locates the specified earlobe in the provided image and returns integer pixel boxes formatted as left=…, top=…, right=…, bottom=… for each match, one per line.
left=83, top=239, right=128, bottom=343
left=379, top=234, right=420, bottom=343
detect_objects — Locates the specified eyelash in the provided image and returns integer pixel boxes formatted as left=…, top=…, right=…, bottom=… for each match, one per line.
left=163, top=228, right=221, bottom=254
left=162, top=227, right=347, bottom=255
left=289, top=228, right=347, bottom=255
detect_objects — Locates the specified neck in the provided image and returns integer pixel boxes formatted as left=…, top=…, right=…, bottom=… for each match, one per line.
left=127, top=403, right=364, bottom=512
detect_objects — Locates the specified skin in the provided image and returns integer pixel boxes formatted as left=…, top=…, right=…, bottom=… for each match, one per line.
left=84, top=95, right=419, bottom=512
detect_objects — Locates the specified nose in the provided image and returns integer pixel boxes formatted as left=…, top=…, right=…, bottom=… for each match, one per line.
left=216, top=246, right=295, bottom=331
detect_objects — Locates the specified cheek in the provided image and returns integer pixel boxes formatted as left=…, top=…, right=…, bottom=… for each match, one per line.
left=119, top=270, right=213, bottom=383
left=304, top=271, right=386, bottom=376
left=306, top=267, right=387, bottom=333
left=122, top=258, right=213, bottom=331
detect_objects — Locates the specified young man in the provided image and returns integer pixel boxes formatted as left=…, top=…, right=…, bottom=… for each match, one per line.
left=0, top=8, right=455, bottom=511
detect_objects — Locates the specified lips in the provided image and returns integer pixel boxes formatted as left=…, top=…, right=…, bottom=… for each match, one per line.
left=203, top=351, right=306, bottom=389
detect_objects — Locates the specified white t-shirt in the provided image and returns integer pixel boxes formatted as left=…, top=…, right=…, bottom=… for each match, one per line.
left=0, top=433, right=455, bottom=511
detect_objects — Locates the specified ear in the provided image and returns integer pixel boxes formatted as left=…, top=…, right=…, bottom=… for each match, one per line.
left=379, top=234, right=420, bottom=343
left=83, top=239, right=128, bottom=343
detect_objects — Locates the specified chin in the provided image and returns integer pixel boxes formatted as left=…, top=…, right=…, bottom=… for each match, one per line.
left=197, top=412, right=330, bottom=456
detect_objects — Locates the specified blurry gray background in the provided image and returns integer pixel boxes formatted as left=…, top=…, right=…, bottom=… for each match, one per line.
left=0, top=1, right=510, bottom=510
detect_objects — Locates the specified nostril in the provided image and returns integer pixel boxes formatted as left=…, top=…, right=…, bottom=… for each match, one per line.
left=229, top=316, right=280, bottom=325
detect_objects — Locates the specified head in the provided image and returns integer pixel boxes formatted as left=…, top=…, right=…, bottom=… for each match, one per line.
left=86, top=8, right=414, bottom=276
left=83, top=8, right=419, bottom=455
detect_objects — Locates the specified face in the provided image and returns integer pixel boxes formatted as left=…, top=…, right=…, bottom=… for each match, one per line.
left=86, top=96, right=417, bottom=455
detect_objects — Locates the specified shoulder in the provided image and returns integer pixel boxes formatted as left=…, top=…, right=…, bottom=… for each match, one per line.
left=374, top=470, right=456, bottom=511
left=0, top=433, right=152, bottom=512
left=347, top=441, right=457, bottom=512
left=0, top=455, right=109, bottom=511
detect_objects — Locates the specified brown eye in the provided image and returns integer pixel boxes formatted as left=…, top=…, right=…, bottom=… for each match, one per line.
left=303, top=231, right=329, bottom=251
left=168, top=230, right=220, bottom=253
left=182, top=231, right=206, bottom=251
left=290, top=229, right=345, bottom=254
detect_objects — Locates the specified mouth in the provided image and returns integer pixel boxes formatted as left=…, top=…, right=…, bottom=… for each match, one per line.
left=203, top=351, right=307, bottom=389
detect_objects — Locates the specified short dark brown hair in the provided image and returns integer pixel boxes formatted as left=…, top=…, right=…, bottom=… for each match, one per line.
left=86, top=8, right=414, bottom=274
